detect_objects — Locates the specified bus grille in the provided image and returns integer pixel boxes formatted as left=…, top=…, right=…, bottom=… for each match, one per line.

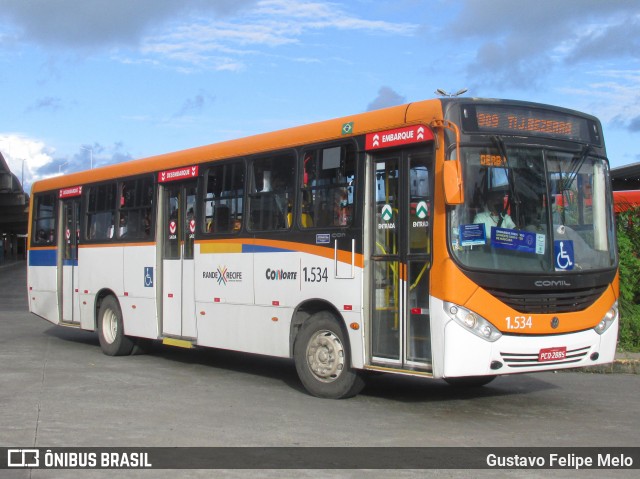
left=486, top=286, right=607, bottom=314
left=501, top=347, right=590, bottom=369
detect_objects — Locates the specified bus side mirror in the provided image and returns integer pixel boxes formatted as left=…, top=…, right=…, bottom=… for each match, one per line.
left=431, top=118, right=464, bottom=205
left=443, top=160, right=464, bottom=205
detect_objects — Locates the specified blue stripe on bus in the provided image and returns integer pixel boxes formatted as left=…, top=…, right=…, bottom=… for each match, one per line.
left=63, top=259, right=78, bottom=266
left=243, top=244, right=292, bottom=254
left=29, top=249, right=57, bottom=266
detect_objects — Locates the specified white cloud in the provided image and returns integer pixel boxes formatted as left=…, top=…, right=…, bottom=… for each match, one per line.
left=138, top=0, right=417, bottom=70
left=1, top=0, right=417, bottom=71
left=447, top=0, right=640, bottom=91
left=0, top=134, right=56, bottom=190
left=0, top=0, right=258, bottom=49
left=558, top=70, right=640, bottom=129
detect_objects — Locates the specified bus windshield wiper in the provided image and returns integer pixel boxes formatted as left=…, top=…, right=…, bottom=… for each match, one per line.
left=491, top=135, right=521, bottom=225
left=564, top=145, right=592, bottom=191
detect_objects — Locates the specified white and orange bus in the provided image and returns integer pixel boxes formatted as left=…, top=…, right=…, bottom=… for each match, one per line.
left=28, top=98, right=619, bottom=398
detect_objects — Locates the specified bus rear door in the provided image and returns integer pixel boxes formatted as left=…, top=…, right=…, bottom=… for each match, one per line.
left=60, top=197, right=81, bottom=324
left=161, top=181, right=198, bottom=340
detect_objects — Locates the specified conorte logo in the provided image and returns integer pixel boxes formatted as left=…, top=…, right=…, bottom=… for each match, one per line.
left=8, top=449, right=40, bottom=468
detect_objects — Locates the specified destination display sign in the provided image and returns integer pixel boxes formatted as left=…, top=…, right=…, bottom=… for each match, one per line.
left=460, top=104, right=600, bottom=144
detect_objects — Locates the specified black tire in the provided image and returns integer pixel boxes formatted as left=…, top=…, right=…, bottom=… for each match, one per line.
left=97, top=295, right=135, bottom=356
left=294, top=312, right=364, bottom=399
left=443, top=375, right=496, bottom=388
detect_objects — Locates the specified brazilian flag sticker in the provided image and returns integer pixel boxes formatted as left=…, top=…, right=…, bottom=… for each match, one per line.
left=341, top=122, right=354, bottom=135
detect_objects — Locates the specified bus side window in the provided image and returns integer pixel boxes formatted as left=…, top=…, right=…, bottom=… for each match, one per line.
left=117, top=177, right=154, bottom=240
left=32, top=193, right=57, bottom=246
left=86, top=183, right=117, bottom=241
left=204, top=161, right=245, bottom=235
left=248, top=154, right=294, bottom=231
left=409, top=152, right=432, bottom=255
left=300, top=144, right=356, bottom=229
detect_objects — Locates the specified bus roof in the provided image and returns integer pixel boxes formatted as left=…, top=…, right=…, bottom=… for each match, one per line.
left=30, top=97, right=602, bottom=195
left=31, top=98, right=446, bottom=195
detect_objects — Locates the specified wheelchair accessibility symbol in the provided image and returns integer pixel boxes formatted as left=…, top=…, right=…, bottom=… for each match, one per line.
left=554, top=240, right=574, bottom=271
left=144, top=267, right=154, bottom=287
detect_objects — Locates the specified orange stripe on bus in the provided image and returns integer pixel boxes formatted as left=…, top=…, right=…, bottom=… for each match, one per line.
left=197, top=238, right=364, bottom=269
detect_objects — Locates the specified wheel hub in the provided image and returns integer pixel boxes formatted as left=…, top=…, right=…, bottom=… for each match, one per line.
left=103, top=309, right=118, bottom=344
left=306, top=330, right=345, bottom=383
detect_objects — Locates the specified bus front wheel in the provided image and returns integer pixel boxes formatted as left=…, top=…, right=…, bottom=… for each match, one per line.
left=97, top=295, right=135, bottom=356
left=294, top=312, right=364, bottom=399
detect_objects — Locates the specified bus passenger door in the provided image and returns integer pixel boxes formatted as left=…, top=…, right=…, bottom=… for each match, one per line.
left=61, top=199, right=80, bottom=324
left=369, top=150, right=433, bottom=370
left=162, top=181, right=198, bottom=339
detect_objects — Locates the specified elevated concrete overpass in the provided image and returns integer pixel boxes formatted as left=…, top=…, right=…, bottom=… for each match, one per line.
left=0, top=152, right=28, bottom=261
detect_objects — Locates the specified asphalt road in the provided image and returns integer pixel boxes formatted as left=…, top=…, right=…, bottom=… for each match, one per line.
left=1, top=261, right=638, bottom=478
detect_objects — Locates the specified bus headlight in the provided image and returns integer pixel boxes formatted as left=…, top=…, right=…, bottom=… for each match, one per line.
left=444, top=302, right=502, bottom=342
left=594, top=302, right=618, bottom=335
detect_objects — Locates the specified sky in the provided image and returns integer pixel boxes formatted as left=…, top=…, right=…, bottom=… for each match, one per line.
left=1, top=0, right=639, bottom=192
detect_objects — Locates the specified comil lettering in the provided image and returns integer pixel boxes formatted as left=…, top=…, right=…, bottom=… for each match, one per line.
left=534, top=280, right=572, bottom=287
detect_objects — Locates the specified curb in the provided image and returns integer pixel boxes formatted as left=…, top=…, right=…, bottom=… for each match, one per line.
left=563, top=357, right=640, bottom=375
left=0, top=260, right=25, bottom=270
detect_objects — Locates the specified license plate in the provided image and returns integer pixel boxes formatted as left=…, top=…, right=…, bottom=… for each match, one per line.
left=538, top=347, right=567, bottom=362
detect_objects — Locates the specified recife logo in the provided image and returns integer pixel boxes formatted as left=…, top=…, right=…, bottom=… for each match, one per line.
left=216, top=265, right=229, bottom=285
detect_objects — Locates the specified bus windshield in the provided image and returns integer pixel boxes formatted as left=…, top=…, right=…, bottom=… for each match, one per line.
left=449, top=143, right=616, bottom=274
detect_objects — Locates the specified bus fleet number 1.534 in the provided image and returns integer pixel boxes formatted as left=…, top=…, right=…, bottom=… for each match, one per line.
left=303, top=267, right=328, bottom=283
left=506, top=316, right=533, bottom=330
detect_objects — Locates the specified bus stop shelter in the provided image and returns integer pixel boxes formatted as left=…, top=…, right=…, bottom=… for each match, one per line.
left=611, top=161, right=640, bottom=191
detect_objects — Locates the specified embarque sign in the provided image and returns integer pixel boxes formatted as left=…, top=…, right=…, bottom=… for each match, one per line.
left=365, top=125, right=433, bottom=150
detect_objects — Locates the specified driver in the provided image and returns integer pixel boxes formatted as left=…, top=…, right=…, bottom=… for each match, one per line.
left=473, top=191, right=515, bottom=242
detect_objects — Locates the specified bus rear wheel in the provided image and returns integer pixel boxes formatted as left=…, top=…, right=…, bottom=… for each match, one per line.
left=97, top=295, right=134, bottom=356
left=294, top=312, right=364, bottom=399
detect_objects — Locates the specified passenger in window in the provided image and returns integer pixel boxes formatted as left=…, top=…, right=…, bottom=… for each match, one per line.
left=334, top=190, right=349, bottom=226
left=108, top=214, right=115, bottom=238
left=143, top=212, right=151, bottom=237
left=272, top=176, right=289, bottom=217
left=119, top=213, right=128, bottom=237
